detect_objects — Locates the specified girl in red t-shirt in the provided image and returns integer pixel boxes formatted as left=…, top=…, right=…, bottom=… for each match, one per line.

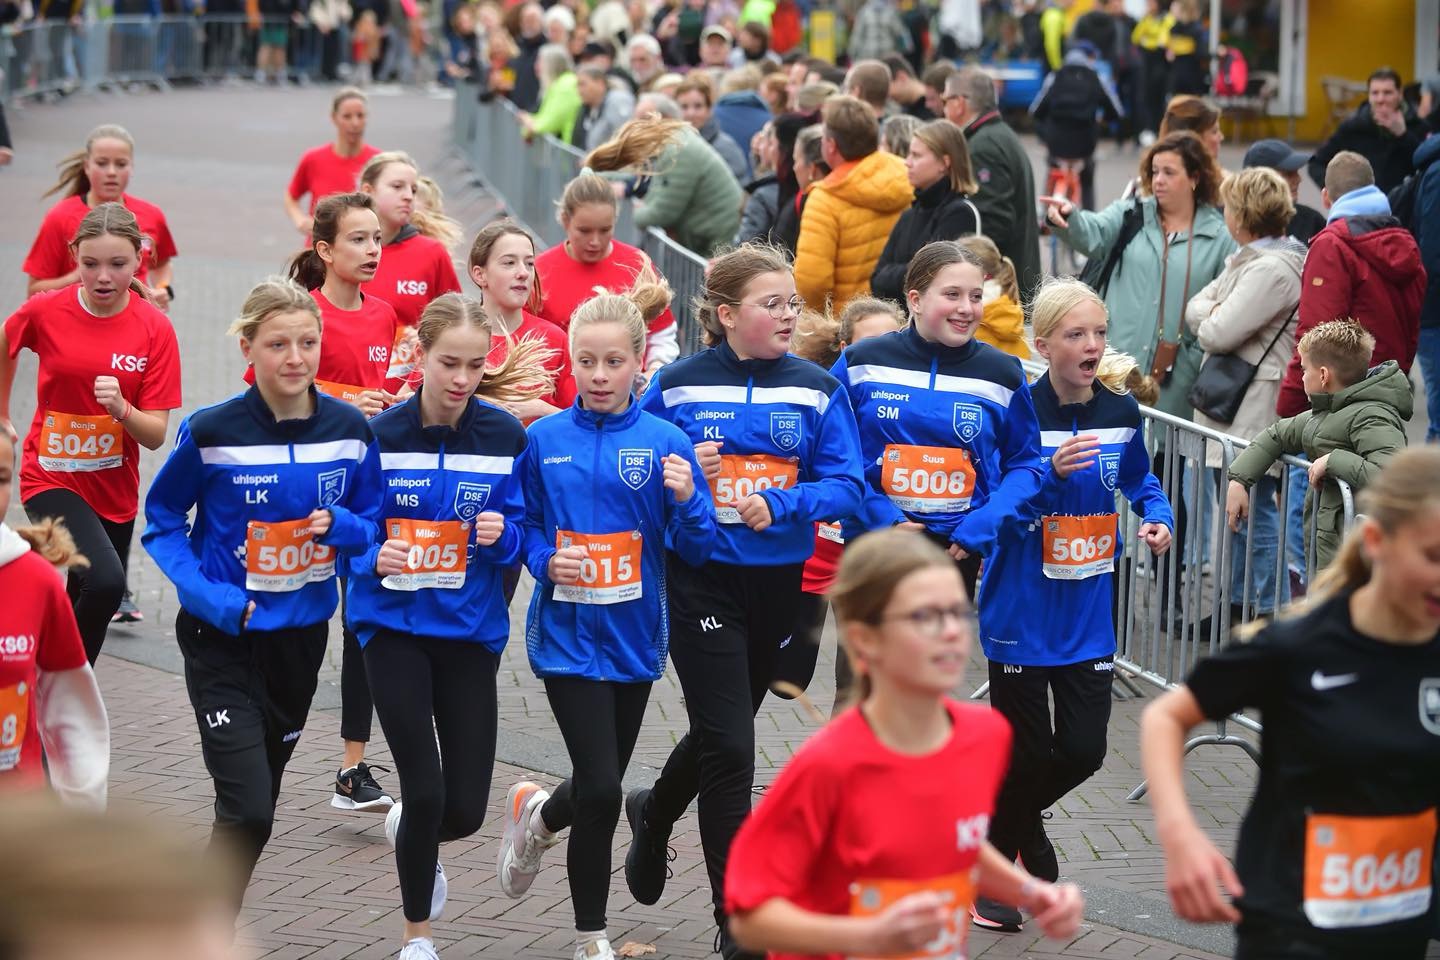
left=469, top=220, right=574, bottom=422
left=724, top=529, right=1084, bottom=959
left=24, top=123, right=178, bottom=312
left=1, top=203, right=183, bottom=666
left=357, top=151, right=463, bottom=390
left=534, top=172, right=680, bottom=379
left=0, top=430, right=109, bottom=809
left=284, top=87, right=382, bottom=241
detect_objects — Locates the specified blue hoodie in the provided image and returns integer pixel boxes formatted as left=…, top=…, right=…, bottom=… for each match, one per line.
left=1326, top=183, right=1392, bottom=223
left=976, top=374, right=1173, bottom=666
left=143, top=388, right=383, bottom=635
left=522, top=396, right=716, bottom=683
left=713, top=90, right=772, bottom=176
left=831, top=325, right=1044, bottom=555
left=345, top=390, right=527, bottom=652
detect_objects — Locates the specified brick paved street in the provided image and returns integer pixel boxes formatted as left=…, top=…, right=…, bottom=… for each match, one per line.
left=3, top=84, right=1434, bottom=960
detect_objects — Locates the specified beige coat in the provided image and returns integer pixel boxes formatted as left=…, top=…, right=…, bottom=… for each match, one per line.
left=1183, top=237, right=1307, bottom=468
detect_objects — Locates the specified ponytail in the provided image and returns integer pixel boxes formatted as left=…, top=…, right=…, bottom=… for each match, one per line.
left=414, top=293, right=557, bottom=405
left=14, top=518, right=89, bottom=570
left=583, top=117, right=688, bottom=175
left=287, top=192, right=376, bottom=291
left=286, top=249, right=328, bottom=291
left=1095, top=348, right=1159, bottom=405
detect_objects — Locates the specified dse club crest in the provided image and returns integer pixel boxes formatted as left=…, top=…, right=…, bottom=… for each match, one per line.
left=1421, top=679, right=1440, bottom=736
left=317, top=468, right=346, bottom=507
left=619, top=448, right=654, bottom=491
left=953, top=403, right=982, bottom=443
left=1100, top=452, right=1121, bottom=491
left=454, top=482, right=491, bottom=522
left=771, top=412, right=802, bottom=451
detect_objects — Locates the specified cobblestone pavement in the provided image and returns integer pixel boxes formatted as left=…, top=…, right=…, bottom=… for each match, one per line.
left=4, top=85, right=1435, bottom=960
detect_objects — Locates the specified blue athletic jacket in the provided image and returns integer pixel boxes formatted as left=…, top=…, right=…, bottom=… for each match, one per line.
left=637, top=340, right=864, bottom=567
left=522, top=396, right=717, bottom=682
left=977, top=374, right=1174, bottom=666
left=832, top=325, right=1043, bottom=554
left=143, top=387, right=383, bottom=635
left=345, top=390, right=526, bottom=652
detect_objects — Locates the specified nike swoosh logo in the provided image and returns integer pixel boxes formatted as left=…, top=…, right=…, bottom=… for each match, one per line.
left=1311, top=670, right=1359, bottom=691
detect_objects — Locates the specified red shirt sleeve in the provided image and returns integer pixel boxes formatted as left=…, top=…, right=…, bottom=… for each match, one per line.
left=136, top=313, right=183, bottom=411
left=22, top=210, right=73, bottom=281
left=288, top=152, right=313, bottom=202
left=149, top=211, right=178, bottom=265
left=35, top=557, right=86, bottom=673
left=5, top=298, right=37, bottom=356
left=549, top=328, right=577, bottom=407
left=436, top=252, right=462, bottom=297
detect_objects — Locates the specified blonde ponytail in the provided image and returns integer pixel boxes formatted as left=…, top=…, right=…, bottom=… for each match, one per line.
left=584, top=117, right=689, bottom=175
left=14, top=518, right=89, bottom=569
left=415, top=293, right=556, bottom=405
left=1095, top=348, right=1159, bottom=405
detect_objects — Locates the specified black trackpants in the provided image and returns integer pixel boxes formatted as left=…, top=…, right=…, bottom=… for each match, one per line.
left=177, top=608, right=329, bottom=907
left=25, top=488, right=132, bottom=665
left=771, top=590, right=827, bottom=697
left=364, top=630, right=499, bottom=923
left=646, top=554, right=804, bottom=913
left=539, top=676, right=652, bottom=931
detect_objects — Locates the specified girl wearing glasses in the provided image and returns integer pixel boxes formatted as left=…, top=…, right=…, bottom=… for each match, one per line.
left=725, top=528, right=1085, bottom=958
left=620, top=242, right=865, bottom=957
left=974, top=278, right=1173, bottom=930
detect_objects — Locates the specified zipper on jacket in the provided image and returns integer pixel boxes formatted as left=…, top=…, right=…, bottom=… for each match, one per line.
left=591, top=414, right=605, bottom=678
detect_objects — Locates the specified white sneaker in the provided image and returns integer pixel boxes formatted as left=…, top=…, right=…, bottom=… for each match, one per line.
left=574, top=936, right=615, bottom=960
left=385, top=802, right=447, bottom=922
left=498, top=781, right=561, bottom=897
left=398, top=937, right=439, bottom=960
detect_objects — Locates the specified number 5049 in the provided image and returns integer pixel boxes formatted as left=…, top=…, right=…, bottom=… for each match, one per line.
left=47, top=433, right=116, bottom=456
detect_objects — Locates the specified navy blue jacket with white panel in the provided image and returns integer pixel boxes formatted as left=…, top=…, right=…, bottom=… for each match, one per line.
left=637, top=340, right=864, bottom=567
left=345, top=391, right=526, bottom=652
left=143, top=387, right=384, bottom=635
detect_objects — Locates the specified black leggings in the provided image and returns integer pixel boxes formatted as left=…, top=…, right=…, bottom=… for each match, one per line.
left=340, top=624, right=373, bottom=744
left=25, top=488, right=132, bottom=665
left=364, top=631, right=499, bottom=923
left=539, top=676, right=652, bottom=931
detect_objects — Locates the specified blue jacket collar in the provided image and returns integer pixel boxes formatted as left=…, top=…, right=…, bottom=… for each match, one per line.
left=717, top=338, right=786, bottom=373
left=245, top=384, right=326, bottom=436
left=398, top=386, right=481, bottom=444
left=900, top=321, right=982, bottom=362
left=567, top=393, right=644, bottom=431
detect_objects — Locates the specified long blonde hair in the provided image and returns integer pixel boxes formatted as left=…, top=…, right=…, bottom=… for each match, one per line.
left=416, top=293, right=556, bottom=404
left=1031, top=277, right=1158, bottom=406
left=414, top=176, right=464, bottom=250
left=584, top=116, right=689, bottom=175
left=955, top=235, right=1019, bottom=304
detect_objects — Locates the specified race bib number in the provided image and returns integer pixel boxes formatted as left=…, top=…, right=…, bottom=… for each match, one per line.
left=881, top=445, right=975, bottom=513
left=1303, top=808, right=1436, bottom=929
left=38, top=412, right=124, bottom=473
left=711, top=455, right=799, bottom=525
left=818, top=521, right=844, bottom=545
left=848, top=870, right=975, bottom=959
left=0, top=681, right=30, bottom=773
left=1042, top=514, right=1117, bottom=581
left=382, top=518, right=469, bottom=591
left=244, top=518, right=335, bottom=592
left=314, top=379, right=367, bottom=404
left=553, top=530, right=643, bottom=605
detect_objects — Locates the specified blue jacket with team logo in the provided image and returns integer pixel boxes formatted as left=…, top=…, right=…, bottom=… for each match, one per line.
left=522, top=396, right=716, bottom=682
left=977, top=374, right=1173, bottom=666
left=344, top=390, right=527, bottom=652
left=143, top=387, right=384, bottom=635
left=637, top=340, right=864, bottom=567
left=832, top=325, right=1043, bottom=554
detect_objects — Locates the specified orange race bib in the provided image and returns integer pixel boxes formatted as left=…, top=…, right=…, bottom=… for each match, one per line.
left=1041, top=514, right=1117, bottom=580
left=0, top=681, right=30, bottom=773
left=38, top=411, right=124, bottom=473
left=711, top=455, right=799, bottom=524
left=849, top=870, right=976, bottom=959
left=1303, top=808, right=1436, bottom=929
left=881, top=445, right=976, bottom=514
left=382, top=518, right=470, bottom=591
left=554, top=529, right=643, bottom=605
left=387, top=325, right=421, bottom=383
left=244, top=518, right=336, bottom=592
left=314, top=379, right=368, bottom=404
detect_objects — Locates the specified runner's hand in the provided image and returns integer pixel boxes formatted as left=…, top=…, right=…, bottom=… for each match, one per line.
left=1040, top=195, right=1074, bottom=229
left=948, top=542, right=969, bottom=561
left=148, top=283, right=171, bottom=312
left=240, top=600, right=256, bottom=630
left=296, top=216, right=313, bottom=237
left=376, top=539, right=409, bottom=576
left=1052, top=434, right=1100, bottom=479
left=0, top=417, right=15, bottom=443
left=861, top=891, right=948, bottom=956
left=1225, top=480, right=1250, bottom=533
left=548, top=545, right=587, bottom=585
left=307, top=508, right=333, bottom=538
left=352, top=389, right=389, bottom=418
left=93, top=376, right=126, bottom=418
left=1024, top=881, right=1084, bottom=940
left=736, top=493, right=772, bottom=532
left=896, top=520, right=926, bottom=531
left=1139, top=522, right=1172, bottom=556
left=1162, top=822, right=1244, bottom=923
left=473, top=510, right=504, bottom=546
left=662, top=453, right=696, bottom=502
left=694, top=440, right=723, bottom=481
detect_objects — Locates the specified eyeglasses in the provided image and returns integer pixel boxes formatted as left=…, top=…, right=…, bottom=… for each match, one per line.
left=879, top=603, right=978, bottom=638
left=739, top=296, right=805, bottom=320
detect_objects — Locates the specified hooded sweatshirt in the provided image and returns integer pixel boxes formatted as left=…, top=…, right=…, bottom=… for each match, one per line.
left=1277, top=187, right=1426, bottom=417
left=1232, top=360, right=1412, bottom=571
left=0, top=523, right=108, bottom=809
left=794, top=150, right=913, bottom=312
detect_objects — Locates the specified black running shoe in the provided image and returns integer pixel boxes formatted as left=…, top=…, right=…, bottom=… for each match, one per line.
left=112, top=594, right=144, bottom=624
left=623, top=787, right=673, bottom=905
left=332, top=762, right=394, bottom=812
left=1019, top=819, right=1060, bottom=883
left=970, top=896, right=1023, bottom=932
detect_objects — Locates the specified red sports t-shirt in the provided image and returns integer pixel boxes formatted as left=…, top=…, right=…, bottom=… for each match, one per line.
left=800, top=522, right=843, bottom=595
left=0, top=546, right=87, bottom=788
left=534, top=240, right=677, bottom=339
left=488, top=311, right=577, bottom=413
left=362, top=231, right=462, bottom=386
left=22, top=193, right=178, bottom=286
left=288, top=143, right=382, bottom=214
left=726, top=700, right=1012, bottom=960
left=5, top=286, right=183, bottom=524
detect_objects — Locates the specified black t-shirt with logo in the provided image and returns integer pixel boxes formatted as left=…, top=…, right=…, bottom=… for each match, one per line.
left=1186, top=591, right=1440, bottom=958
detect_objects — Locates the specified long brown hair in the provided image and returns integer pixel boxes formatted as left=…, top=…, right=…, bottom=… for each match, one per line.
left=70, top=202, right=152, bottom=303
left=583, top=116, right=689, bottom=175
left=467, top=219, right=543, bottom=314
left=44, top=124, right=135, bottom=200
left=287, top=192, right=376, bottom=291
left=911, top=120, right=979, bottom=195
left=1139, top=130, right=1223, bottom=208
left=416, top=293, right=556, bottom=404
left=695, top=243, right=792, bottom=347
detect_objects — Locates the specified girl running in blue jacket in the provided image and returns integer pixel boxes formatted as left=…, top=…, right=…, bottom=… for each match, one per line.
left=142, top=277, right=385, bottom=908
left=621, top=242, right=865, bottom=957
left=343, top=293, right=552, bottom=960
left=496, top=279, right=716, bottom=960
left=977, top=277, right=1174, bottom=929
